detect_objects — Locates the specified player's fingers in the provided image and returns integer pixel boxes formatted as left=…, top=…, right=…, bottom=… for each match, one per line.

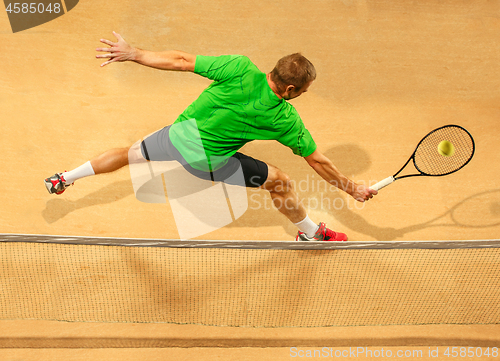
left=100, top=39, right=116, bottom=46
left=100, top=58, right=118, bottom=67
left=364, top=191, right=375, bottom=201
left=96, top=47, right=115, bottom=52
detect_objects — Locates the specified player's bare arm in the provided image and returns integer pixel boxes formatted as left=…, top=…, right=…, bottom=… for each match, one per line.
left=304, top=149, right=377, bottom=202
left=96, top=31, right=196, bottom=71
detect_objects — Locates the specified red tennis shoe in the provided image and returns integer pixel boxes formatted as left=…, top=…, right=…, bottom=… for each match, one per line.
left=296, top=222, right=348, bottom=242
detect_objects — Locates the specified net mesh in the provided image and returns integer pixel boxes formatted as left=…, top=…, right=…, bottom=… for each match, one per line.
left=1, top=236, right=499, bottom=327
left=413, top=125, right=474, bottom=176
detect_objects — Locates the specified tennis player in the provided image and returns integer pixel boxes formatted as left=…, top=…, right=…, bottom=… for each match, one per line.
left=44, top=32, right=377, bottom=241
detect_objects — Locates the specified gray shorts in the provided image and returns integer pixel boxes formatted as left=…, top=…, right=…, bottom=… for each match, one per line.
left=140, top=125, right=268, bottom=188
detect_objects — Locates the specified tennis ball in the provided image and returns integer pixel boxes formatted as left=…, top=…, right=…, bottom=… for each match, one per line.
left=438, top=140, right=455, bottom=157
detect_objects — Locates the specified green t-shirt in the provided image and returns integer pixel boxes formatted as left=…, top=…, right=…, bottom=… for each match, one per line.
left=169, top=55, right=317, bottom=171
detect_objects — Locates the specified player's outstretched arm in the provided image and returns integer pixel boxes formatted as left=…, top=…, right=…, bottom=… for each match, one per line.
left=96, top=31, right=196, bottom=72
left=304, top=149, right=377, bottom=202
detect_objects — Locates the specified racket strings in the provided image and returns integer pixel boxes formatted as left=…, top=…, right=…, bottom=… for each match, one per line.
left=413, top=126, right=474, bottom=176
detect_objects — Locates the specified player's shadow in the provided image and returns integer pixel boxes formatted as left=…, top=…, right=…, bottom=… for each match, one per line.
left=333, top=188, right=500, bottom=241
left=393, top=188, right=500, bottom=234
left=42, top=179, right=134, bottom=224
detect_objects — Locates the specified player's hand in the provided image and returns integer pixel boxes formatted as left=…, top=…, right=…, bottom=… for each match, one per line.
left=96, top=31, right=135, bottom=67
left=351, top=183, right=377, bottom=202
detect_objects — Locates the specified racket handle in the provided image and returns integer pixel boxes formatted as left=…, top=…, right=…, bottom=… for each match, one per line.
left=370, top=176, right=395, bottom=191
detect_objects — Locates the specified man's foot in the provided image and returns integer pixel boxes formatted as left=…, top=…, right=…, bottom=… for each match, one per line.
left=295, top=222, right=348, bottom=242
left=44, top=173, right=73, bottom=195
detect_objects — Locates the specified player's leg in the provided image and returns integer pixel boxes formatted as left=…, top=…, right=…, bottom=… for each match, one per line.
left=231, top=154, right=347, bottom=242
left=44, top=126, right=173, bottom=195
left=90, top=147, right=129, bottom=174
left=261, top=164, right=347, bottom=241
left=259, top=164, right=307, bottom=224
left=44, top=147, right=130, bottom=195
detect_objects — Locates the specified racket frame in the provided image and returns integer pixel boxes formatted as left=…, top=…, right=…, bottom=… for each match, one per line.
left=371, top=125, right=475, bottom=191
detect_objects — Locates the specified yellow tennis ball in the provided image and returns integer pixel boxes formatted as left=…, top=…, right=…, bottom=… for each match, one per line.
left=438, top=140, right=455, bottom=157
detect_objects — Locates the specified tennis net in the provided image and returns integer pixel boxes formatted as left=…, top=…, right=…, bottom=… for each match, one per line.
left=0, top=234, right=499, bottom=327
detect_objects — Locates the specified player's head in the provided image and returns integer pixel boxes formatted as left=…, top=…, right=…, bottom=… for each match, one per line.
left=270, top=53, right=316, bottom=100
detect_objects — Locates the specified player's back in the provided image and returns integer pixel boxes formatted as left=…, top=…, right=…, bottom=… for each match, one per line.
left=170, top=55, right=304, bottom=171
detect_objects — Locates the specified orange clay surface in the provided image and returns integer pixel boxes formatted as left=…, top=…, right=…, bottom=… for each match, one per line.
left=0, top=0, right=499, bottom=360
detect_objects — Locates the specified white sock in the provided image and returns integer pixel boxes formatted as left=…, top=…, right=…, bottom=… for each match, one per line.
left=294, top=215, right=319, bottom=238
left=62, top=161, right=95, bottom=184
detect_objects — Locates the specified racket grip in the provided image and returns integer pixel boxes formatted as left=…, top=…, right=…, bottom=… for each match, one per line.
left=370, top=176, right=395, bottom=191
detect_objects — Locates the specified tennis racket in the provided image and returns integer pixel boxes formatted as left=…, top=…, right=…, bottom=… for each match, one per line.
left=370, top=125, right=475, bottom=191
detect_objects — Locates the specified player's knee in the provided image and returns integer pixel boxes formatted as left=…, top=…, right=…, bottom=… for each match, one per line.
left=270, top=168, right=294, bottom=194
left=279, top=171, right=293, bottom=191
left=120, top=147, right=130, bottom=164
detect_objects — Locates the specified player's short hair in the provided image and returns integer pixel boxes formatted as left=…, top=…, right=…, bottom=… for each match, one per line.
left=270, top=53, right=316, bottom=93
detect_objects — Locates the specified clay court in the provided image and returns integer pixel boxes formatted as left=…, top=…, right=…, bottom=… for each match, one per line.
left=1, top=0, right=499, bottom=360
